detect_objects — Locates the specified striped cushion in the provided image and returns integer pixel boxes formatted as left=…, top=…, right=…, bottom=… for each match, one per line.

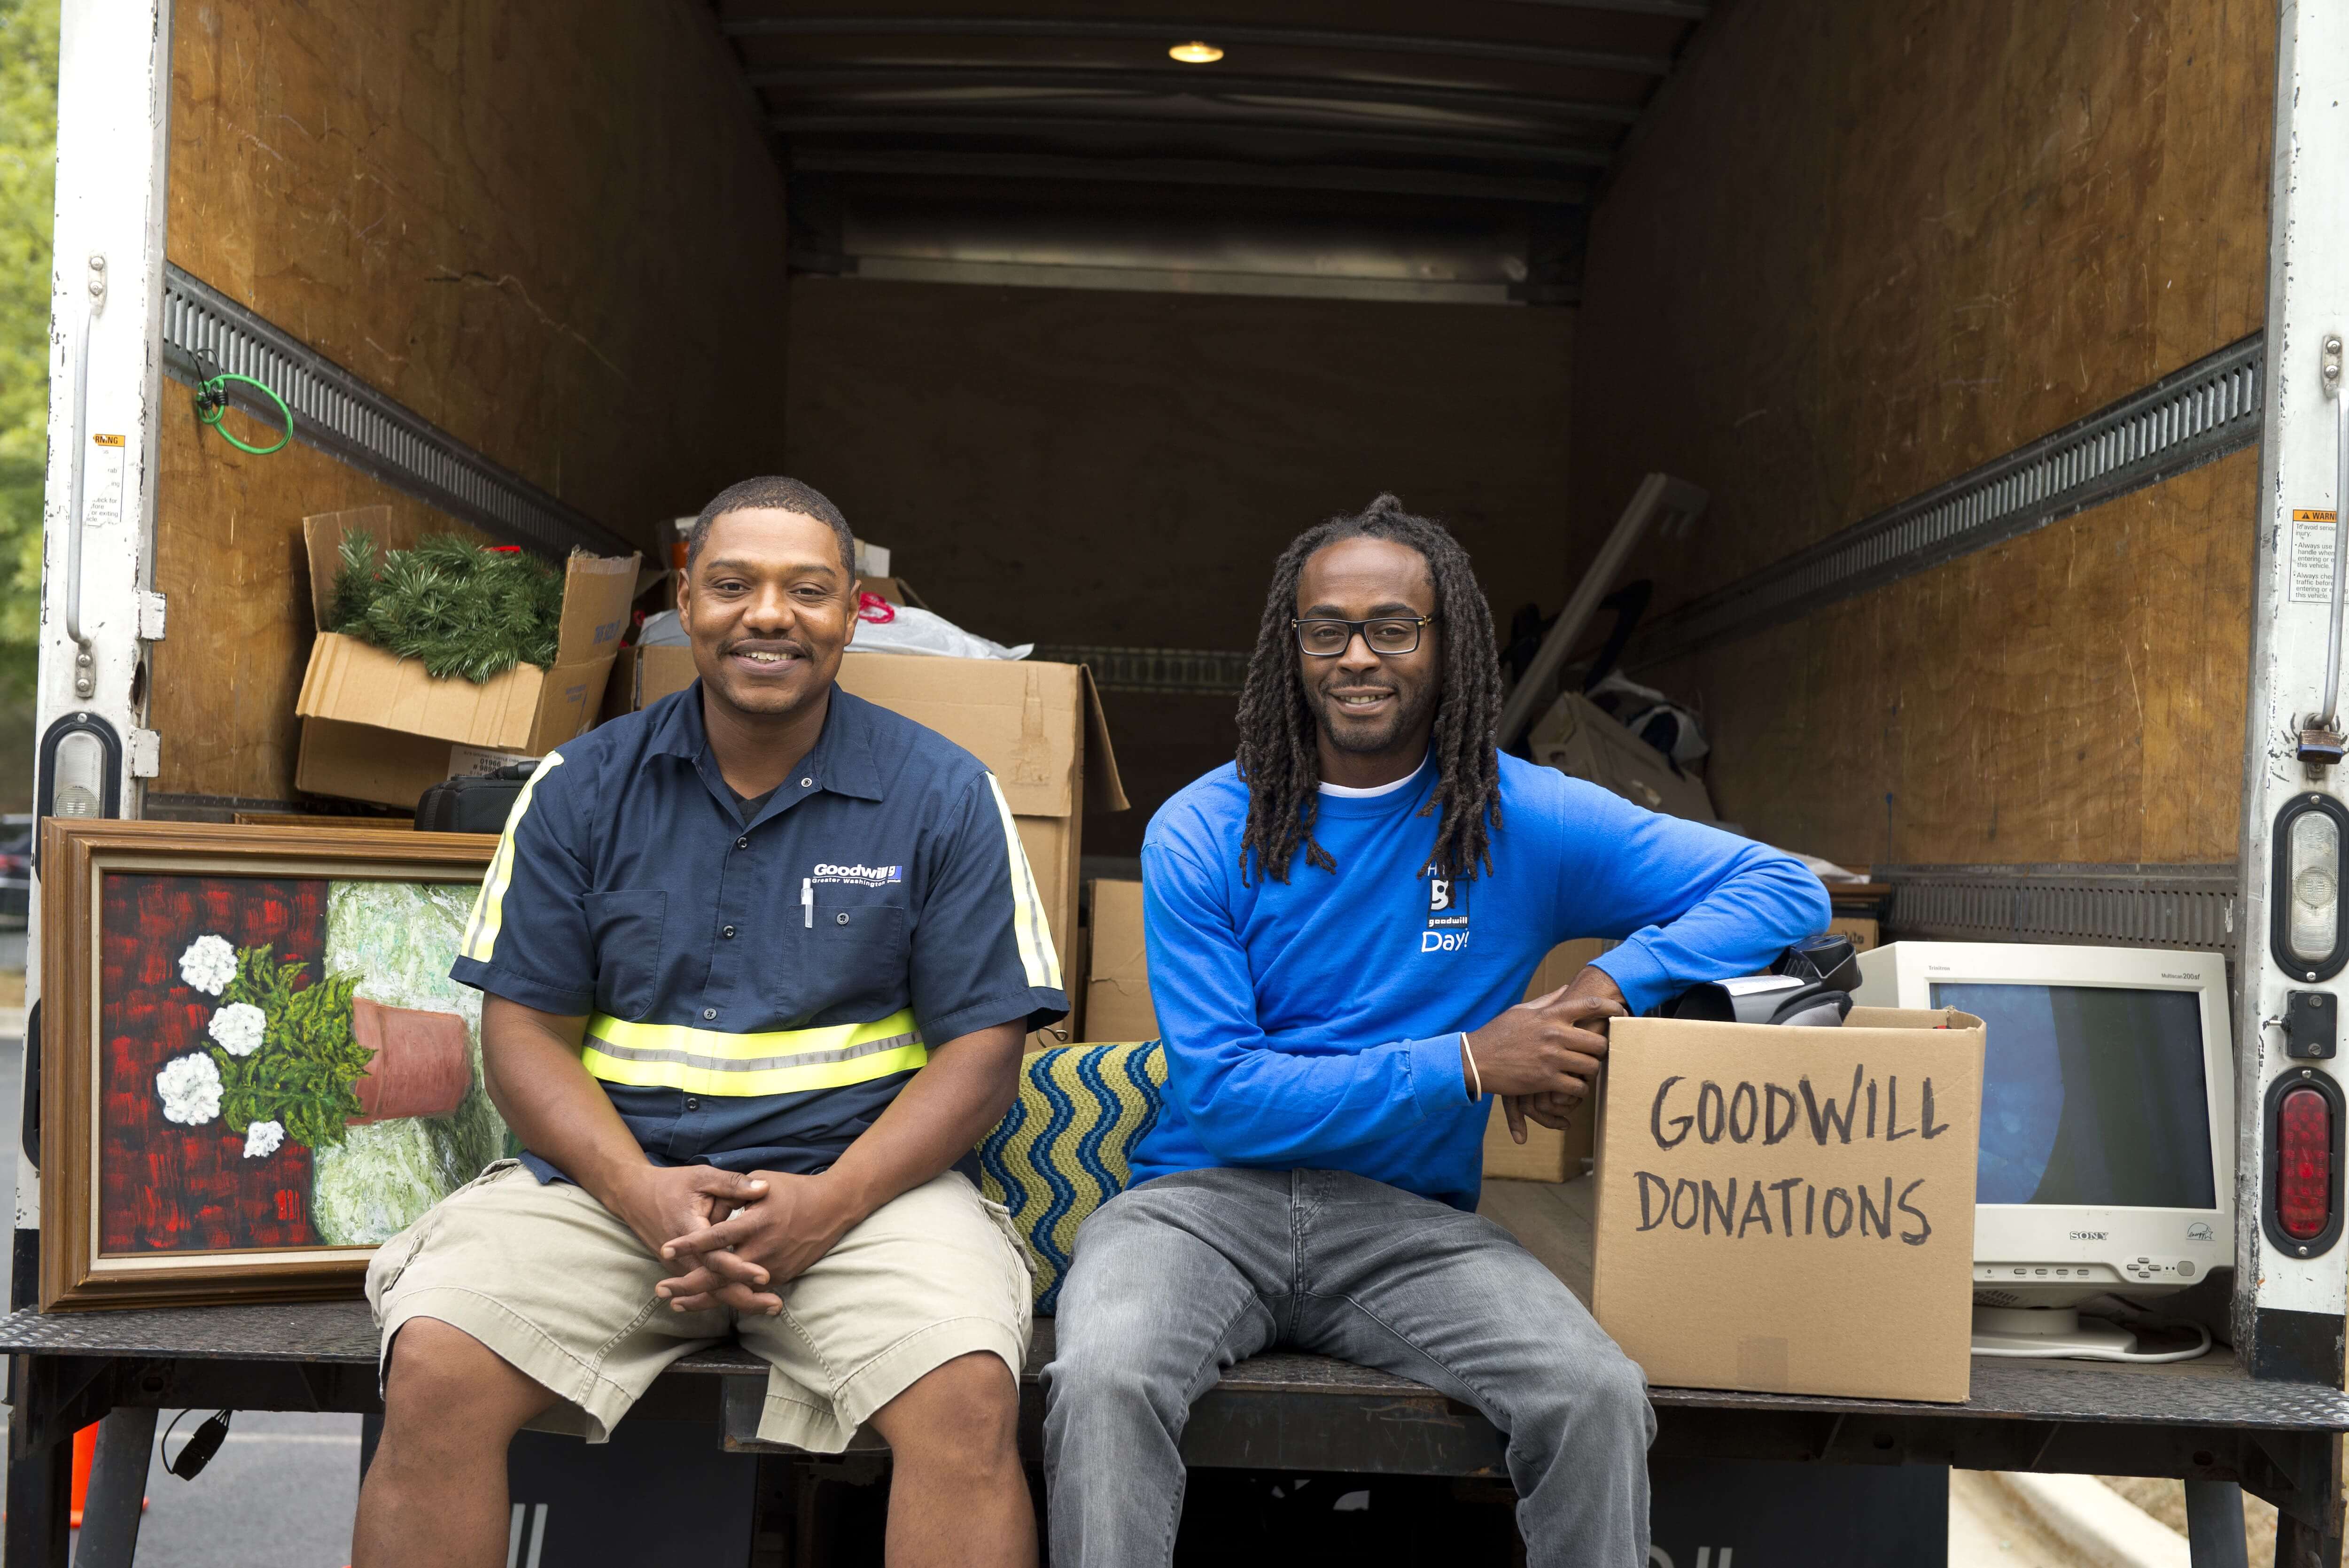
left=976, top=1041, right=1167, bottom=1315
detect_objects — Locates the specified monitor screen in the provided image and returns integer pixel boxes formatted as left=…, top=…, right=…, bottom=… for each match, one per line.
left=1930, top=982, right=2216, bottom=1210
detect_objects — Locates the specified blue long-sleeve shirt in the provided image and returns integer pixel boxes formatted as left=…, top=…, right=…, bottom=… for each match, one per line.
left=1133, top=753, right=1830, bottom=1209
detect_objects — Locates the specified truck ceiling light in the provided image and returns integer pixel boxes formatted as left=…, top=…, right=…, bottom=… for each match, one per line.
left=1168, top=40, right=1224, bottom=62
left=2273, top=792, right=2349, bottom=982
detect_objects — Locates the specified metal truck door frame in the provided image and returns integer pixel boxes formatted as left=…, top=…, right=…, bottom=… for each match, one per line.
left=17, top=0, right=175, bottom=1281
left=2240, top=0, right=2349, bottom=1383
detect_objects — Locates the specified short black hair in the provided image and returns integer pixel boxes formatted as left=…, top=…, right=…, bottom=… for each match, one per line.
left=688, top=477, right=855, bottom=577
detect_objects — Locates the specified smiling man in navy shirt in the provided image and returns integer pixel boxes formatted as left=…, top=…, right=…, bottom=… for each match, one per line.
left=354, top=477, right=1061, bottom=1568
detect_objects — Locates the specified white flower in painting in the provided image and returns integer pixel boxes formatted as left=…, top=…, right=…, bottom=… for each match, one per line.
left=156, top=1054, right=222, bottom=1126
left=241, top=1120, right=285, bottom=1160
left=205, top=1001, right=267, bottom=1058
left=177, top=934, right=237, bottom=996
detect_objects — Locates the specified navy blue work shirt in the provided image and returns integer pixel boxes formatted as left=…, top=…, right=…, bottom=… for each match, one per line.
left=449, top=680, right=1069, bottom=1182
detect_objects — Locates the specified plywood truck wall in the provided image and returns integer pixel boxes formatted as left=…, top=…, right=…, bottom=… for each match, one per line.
left=1569, top=0, right=2271, bottom=866
left=150, top=0, right=790, bottom=808
left=782, top=279, right=1574, bottom=851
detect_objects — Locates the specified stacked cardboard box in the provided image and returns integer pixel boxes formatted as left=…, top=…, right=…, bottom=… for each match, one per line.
left=294, top=509, right=638, bottom=809
left=1081, top=878, right=1157, bottom=1042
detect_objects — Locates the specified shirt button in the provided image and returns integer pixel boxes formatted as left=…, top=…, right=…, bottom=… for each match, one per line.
left=735, top=837, right=748, bottom=850
left=684, top=1097, right=700, bottom=1111
left=702, top=1008, right=717, bottom=1020
left=836, top=911, right=850, bottom=925
left=722, top=925, right=736, bottom=939
left=800, top=777, right=813, bottom=788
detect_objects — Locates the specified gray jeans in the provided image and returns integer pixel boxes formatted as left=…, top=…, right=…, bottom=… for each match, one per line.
left=1042, top=1167, right=1654, bottom=1568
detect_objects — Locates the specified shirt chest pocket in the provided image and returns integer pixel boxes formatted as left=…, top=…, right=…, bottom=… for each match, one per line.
left=584, top=890, right=668, bottom=1017
left=773, top=896, right=910, bottom=1023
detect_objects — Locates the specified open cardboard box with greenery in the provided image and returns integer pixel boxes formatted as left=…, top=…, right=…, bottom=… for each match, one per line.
left=292, top=509, right=638, bottom=807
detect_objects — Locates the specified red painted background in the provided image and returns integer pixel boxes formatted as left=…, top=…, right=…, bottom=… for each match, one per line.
left=99, top=874, right=325, bottom=1254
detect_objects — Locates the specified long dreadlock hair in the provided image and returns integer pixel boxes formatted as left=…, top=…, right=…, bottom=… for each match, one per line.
left=1235, top=494, right=1504, bottom=886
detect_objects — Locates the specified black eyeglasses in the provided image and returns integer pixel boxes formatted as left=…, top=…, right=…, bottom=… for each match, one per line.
left=1292, top=615, right=1439, bottom=657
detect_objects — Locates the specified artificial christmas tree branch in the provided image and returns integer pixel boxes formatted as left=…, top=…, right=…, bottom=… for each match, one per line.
left=329, top=530, right=568, bottom=683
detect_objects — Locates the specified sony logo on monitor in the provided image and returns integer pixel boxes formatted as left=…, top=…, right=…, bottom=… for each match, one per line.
left=2070, top=1230, right=2109, bottom=1240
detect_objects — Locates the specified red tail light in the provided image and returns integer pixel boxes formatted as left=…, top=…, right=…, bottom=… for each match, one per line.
left=2278, top=1086, right=2334, bottom=1240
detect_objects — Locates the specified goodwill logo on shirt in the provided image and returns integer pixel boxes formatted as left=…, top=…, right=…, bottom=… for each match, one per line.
left=1422, top=876, right=1470, bottom=953
left=811, top=862, right=904, bottom=887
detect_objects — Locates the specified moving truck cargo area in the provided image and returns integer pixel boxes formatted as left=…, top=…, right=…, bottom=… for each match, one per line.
left=17, top=0, right=2349, bottom=1562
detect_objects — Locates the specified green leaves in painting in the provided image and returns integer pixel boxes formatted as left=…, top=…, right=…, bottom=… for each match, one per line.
left=213, top=944, right=371, bottom=1150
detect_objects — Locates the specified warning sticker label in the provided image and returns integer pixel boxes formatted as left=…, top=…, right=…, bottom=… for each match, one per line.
left=84, top=433, right=126, bottom=528
left=2293, top=509, right=2338, bottom=604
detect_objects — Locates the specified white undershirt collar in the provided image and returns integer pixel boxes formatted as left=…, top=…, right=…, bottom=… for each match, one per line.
left=1318, top=772, right=1420, bottom=799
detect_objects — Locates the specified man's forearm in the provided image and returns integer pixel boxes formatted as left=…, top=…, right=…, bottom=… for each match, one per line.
left=815, top=1022, right=1025, bottom=1225
left=480, top=996, right=648, bottom=1208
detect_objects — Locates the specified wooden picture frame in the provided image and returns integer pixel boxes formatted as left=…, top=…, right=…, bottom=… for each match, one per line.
left=40, top=820, right=499, bottom=1311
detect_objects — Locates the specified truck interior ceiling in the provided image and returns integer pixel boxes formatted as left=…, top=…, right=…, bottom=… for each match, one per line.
left=153, top=0, right=2262, bottom=878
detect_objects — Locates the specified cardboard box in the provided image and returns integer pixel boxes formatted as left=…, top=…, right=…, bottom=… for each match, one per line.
left=1082, top=879, right=1158, bottom=1042
left=1482, top=939, right=1614, bottom=1182
left=836, top=653, right=1124, bottom=980
left=1591, top=1006, right=1985, bottom=1403
left=296, top=722, right=541, bottom=811
left=1830, top=916, right=1880, bottom=952
left=1528, top=692, right=1715, bottom=823
left=295, top=509, right=638, bottom=765
left=599, top=645, right=700, bottom=724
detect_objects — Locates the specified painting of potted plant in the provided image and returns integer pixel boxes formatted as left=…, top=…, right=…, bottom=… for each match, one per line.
left=40, top=821, right=510, bottom=1311
left=157, top=937, right=474, bottom=1166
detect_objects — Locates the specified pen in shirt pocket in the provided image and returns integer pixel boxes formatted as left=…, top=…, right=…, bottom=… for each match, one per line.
left=802, top=876, right=814, bottom=929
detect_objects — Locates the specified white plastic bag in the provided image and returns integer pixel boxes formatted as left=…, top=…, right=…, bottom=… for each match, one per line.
left=848, top=594, right=1031, bottom=660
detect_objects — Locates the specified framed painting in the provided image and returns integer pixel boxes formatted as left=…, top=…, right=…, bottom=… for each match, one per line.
left=40, top=820, right=506, bottom=1311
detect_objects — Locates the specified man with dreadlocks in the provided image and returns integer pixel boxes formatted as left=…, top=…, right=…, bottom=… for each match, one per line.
left=1042, top=494, right=1828, bottom=1566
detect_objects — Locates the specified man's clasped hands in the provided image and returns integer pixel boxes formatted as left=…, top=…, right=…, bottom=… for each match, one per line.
left=609, top=1163, right=858, bottom=1315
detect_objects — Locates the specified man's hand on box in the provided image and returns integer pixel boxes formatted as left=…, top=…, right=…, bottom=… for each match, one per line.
left=653, top=1171, right=863, bottom=1315
left=1469, top=965, right=1627, bottom=1146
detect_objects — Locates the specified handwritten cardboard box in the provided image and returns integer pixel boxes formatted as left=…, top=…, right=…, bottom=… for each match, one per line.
left=1592, top=1006, right=1985, bottom=1403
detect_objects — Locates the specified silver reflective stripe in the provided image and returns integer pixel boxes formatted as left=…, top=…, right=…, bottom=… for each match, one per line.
left=582, top=1029, right=923, bottom=1075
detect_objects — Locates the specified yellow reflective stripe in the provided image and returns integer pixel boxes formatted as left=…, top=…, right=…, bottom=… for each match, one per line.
left=579, top=1008, right=927, bottom=1096
left=459, top=752, right=567, bottom=963
left=984, top=772, right=1061, bottom=990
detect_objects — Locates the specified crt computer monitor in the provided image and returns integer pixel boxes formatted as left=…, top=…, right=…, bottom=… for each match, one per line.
left=1852, top=941, right=2234, bottom=1307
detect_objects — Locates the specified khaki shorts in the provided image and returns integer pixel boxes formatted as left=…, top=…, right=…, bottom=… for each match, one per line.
left=366, top=1162, right=1033, bottom=1452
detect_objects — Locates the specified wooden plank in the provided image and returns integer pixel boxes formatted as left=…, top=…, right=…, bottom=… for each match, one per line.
left=1643, top=448, right=2256, bottom=866
left=156, top=0, right=795, bottom=802
left=149, top=412, right=477, bottom=803
left=165, top=0, right=791, bottom=548
left=1572, top=0, right=2272, bottom=597
left=1565, top=0, right=2271, bottom=864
